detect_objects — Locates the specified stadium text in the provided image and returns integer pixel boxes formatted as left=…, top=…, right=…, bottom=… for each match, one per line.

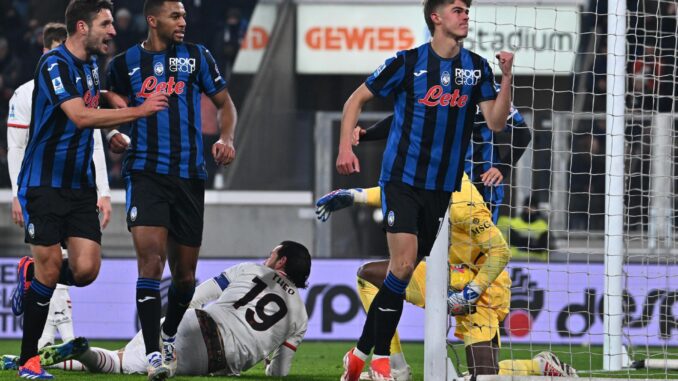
left=304, top=27, right=415, bottom=51
left=557, top=288, right=678, bottom=339
left=241, top=26, right=269, bottom=50
left=0, top=264, right=23, bottom=333
left=469, top=28, right=574, bottom=52
left=305, top=284, right=361, bottom=333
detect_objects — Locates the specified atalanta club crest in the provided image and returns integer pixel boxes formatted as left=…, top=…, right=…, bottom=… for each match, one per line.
left=441, top=71, right=451, bottom=86
left=130, top=206, right=138, bottom=222
left=387, top=211, right=395, bottom=227
left=28, top=223, right=35, bottom=239
left=154, top=62, right=164, bottom=76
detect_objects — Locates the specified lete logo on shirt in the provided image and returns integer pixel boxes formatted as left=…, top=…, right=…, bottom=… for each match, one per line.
left=418, top=86, right=468, bottom=108
left=136, top=76, right=185, bottom=98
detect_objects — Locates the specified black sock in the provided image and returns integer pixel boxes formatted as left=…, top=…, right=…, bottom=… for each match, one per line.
left=162, top=282, right=195, bottom=337
left=372, top=272, right=408, bottom=356
left=356, top=299, right=378, bottom=355
left=57, top=259, right=75, bottom=286
left=19, top=279, right=54, bottom=365
left=136, top=278, right=161, bottom=355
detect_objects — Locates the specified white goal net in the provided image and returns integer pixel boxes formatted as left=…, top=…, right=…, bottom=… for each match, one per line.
left=314, top=0, right=677, bottom=379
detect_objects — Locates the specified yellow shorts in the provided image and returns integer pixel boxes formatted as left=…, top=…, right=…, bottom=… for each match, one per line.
left=454, top=270, right=511, bottom=346
left=406, top=263, right=511, bottom=346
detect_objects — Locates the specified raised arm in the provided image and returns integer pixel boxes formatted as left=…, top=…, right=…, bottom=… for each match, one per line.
left=479, top=51, right=514, bottom=132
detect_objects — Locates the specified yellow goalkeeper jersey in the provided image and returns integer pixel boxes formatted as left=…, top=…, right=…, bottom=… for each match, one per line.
left=363, top=173, right=511, bottom=291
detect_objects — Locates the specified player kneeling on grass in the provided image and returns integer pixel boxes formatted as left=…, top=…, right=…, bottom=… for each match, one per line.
left=3, top=242, right=311, bottom=378
left=316, top=177, right=577, bottom=379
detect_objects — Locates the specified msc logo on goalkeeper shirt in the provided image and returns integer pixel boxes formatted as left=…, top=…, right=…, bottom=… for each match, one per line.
left=455, top=68, right=481, bottom=85
left=470, top=218, right=492, bottom=236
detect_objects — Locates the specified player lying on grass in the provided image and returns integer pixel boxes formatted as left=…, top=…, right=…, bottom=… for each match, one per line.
left=316, top=177, right=577, bottom=379
left=2, top=241, right=311, bottom=378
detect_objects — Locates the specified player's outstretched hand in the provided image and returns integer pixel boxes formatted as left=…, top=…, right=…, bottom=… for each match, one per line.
left=336, top=149, right=360, bottom=175
left=315, top=189, right=360, bottom=222
left=447, top=283, right=482, bottom=316
left=11, top=197, right=24, bottom=228
left=495, top=51, right=514, bottom=77
left=212, top=138, right=236, bottom=166
left=97, top=196, right=112, bottom=229
left=138, top=92, right=169, bottom=116
left=480, top=167, right=503, bottom=186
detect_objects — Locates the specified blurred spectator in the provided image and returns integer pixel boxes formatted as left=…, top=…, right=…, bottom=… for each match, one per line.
left=113, top=8, right=143, bottom=51
left=497, top=196, right=551, bottom=261
left=213, top=8, right=249, bottom=78
left=18, top=22, right=44, bottom=83
left=568, top=129, right=605, bottom=230
left=1, top=4, right=27, bottom=53
left=28, top=0, right=68, bottom=25
left=0, top=37, right=21, bottom=101
left=628, top=46, right=665, bottom=111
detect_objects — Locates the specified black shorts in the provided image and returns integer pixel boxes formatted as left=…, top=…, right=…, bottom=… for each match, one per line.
left=18, top=187, right=101, bottom=246
left=381, top=181, right=451, bottom=259
left=124, top=172, right=205, bottom=247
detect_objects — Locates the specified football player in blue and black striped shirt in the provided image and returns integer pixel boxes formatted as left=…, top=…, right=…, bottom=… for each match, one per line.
left=336, top=1, right=514, bottom=380
left=466, top=85, right=530, bottom=224
left=104, top=1, right=238, bottom=379
left=13, top=1, right=168, bottom=379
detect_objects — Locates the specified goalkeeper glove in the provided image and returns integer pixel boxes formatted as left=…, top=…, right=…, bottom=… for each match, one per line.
left=315, top=188, right=365, bottom=222
left=447, top=282, right=482, bottom=316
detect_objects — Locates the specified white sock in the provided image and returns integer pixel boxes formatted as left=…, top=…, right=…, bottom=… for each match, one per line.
left=78, top=347, right=121, bottom=373
left=46, top=359, right=86, bottom=371
left=390, top=352, right=408, bottom=370
left=353, top=348, right=369, bottom=361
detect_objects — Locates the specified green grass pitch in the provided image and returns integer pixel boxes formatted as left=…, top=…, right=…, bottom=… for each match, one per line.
left=0, top=340, right=676, bottom=380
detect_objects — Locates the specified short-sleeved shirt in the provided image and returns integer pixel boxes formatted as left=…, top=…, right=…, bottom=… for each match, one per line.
left=205, top=263, right=307, bottom=374
left=17, top=44, right=100, bottom=191
left=106, top=43, right=226, bottom=180
left=366, top=43, right=497, bottom=192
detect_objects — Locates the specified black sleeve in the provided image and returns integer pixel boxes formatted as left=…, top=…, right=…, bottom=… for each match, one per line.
left=494, top=121, right=531, bottom=178
left=361, top=114, right=393, bottom=142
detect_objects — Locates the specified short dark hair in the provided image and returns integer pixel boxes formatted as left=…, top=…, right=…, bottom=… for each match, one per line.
left=65, top=0, right=114, bottom=35
left=43, top=23, right=68, bottom=49
left=277, top=241, right=311, bottom=289
left=144, top=0, right=182, bottom=17
left=423, top=0, right=472, bottom=35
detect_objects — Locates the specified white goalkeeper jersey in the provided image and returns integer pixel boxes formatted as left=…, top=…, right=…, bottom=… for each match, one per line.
left=205, top=263, right=308, bottom=374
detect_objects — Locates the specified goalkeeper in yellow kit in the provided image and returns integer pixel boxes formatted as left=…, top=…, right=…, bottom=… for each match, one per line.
left=316, top=176, right=577, bottom=380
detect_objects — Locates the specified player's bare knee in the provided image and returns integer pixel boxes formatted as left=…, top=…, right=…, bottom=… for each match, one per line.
left=137, top=252, right=165, bottom=278
left=72, top=266, right=99, bottom=286
left=172, top=274, right=196, bottom=290
left=391, top=260, right=415, bottom=279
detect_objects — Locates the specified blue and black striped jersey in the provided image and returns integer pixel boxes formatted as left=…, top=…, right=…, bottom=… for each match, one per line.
left=366, top=43, right=497, bottom=192
left=18, top=44, right=100, bottom=191
left=106, top=42, right=226, bottom=180
left=465, top=85, right=527, bottom=223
